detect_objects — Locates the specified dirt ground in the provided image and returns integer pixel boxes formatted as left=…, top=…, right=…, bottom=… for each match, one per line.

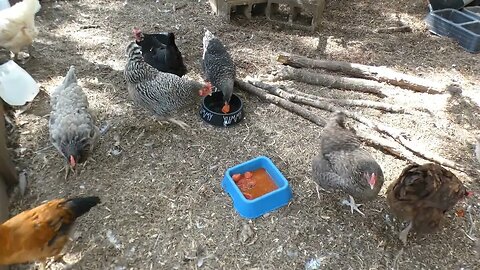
left=5, top=0, right=480, bottom=269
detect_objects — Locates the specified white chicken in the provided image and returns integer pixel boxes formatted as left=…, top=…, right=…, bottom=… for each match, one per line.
left=0, top=0, right=41, bottom=62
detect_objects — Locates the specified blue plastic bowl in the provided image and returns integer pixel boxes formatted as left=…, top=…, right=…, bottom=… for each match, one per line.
left=222, top=156, right=293, bottom=219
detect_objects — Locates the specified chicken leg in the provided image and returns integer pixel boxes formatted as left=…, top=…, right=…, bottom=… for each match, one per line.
left=341, top=195, right=365, bottom=216
left=399, top=221, right=413, bottom=246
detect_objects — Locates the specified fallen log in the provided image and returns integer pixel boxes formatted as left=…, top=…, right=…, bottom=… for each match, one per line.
left=236, top=79, right=420, bottom=164
left=271, top=66, right=389, bottom=98
left=276, top=53, right=443, bottom=94
left=240, top=79, right=466, bottom=172
left=247, top=78, right=431, bottom=114
left=375, top=25, right=412, bottom=33
left=235, top=79, right=326, bottom=126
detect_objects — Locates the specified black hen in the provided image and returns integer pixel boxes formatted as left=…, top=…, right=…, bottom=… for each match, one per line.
left=132, top=27, right=187, bottom=77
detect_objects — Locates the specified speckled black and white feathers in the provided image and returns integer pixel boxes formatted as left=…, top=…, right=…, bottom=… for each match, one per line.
left=312, top=112, right=384, bottom=201
left=49, top=66, right=98, bottom=165
left=124, top=42, right=206, bottom=118
left=202, top=29, right=235, bottom=103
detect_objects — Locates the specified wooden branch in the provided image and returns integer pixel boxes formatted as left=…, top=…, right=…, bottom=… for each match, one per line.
left=356, top=131, right=418, bottom=163
left=271, top=66, right=389, bottom=98
left=234, top=79, right=326, bottom=126
left=248, top=79, right=431, bottom=114
left=245, top=79, right=466, bottom=172
left=0, top=101, right=17, bottom=190
left=236, top=79, right=420, bottom=164
left=375, top=25, right=412, bottom=33
left=276, top=54, right=443, bottom=94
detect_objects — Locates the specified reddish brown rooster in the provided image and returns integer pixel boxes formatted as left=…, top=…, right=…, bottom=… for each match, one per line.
left=386, top=163, right=472, bottom=245
left=0, top=196, right=100, bottom=269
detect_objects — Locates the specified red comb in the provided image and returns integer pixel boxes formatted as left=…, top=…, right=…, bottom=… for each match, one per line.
left=368, top=173, right=376, bottom=185
left=69, top=155, right=76, bottom=167
left=132, top=27, right=142, bottom=36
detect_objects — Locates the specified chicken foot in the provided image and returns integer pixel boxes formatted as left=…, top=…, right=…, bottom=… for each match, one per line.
left=40, top=253, right=67, bottom=270
left=58, top=164, right=76, bottom=180
left=167, top=118, right=190, bottom=130
left=399, top=221, right=413, bottom=246
left=12, top=45, right=36, bottom=64
left=341, top=195, right=365, bottom=216
left=82, top=157, right=96, bottom=169
left=39, top=259, right=47, bottom=270
left=153, top=116, right=190, bottom=130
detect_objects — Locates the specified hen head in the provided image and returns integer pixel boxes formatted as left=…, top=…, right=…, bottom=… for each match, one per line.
left=132, top=27, right=144, bottom=42
left=463, top=190, right=474, bottom=200
left=359, top=163, right=384, bottom=193
left=198, top=82, right=213, bottom=97
left=60, top=136, right=91, bottom=168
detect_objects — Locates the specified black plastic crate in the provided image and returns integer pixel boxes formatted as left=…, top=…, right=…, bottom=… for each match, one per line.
left=463, top=6, right=480, bottom=19
left=425, top=8, right=480, bottom=53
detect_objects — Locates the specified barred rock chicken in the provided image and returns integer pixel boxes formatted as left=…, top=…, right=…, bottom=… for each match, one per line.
left=49, top=66, right=99, bottom=179
left=124, top=42, right=212, bottom=130
left=132, top=27, right=187, bottom=77
left=387, top=163, right=472, bottom=245
left=202, top=29, right=236, bottom=114
left=0, top=196, right=100, bottom=270
left=0, top=0, right=41, bottom=62
left=312, top=112, right=384, bottom=216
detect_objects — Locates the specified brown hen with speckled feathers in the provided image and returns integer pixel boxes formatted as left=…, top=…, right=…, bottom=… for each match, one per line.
left=386, top=163, right=471, bottom=245
left=0, top=196, right=100, bottom=269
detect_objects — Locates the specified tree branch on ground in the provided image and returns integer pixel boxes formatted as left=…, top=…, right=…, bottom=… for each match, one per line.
left=269, top=66, right=390, bottom=98
left=237, top=79, right=467, bottom=173
left=375, top=25, right=412, bottom=33
left=276, top=53, right=444, bottom=94
left=247, top=78, right=431, bottom=115
left=235, top=79, right=326, bottom=126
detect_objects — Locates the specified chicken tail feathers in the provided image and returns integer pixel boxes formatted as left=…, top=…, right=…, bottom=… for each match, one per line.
left=204, top=29, right=214, bottom=39
left=202, top=29, right=216, bottom=53
left=167, top=33, right=175, bottom=45
left=64, top=196, right=101, bottom=219
left=326, top=111, right=346, bottom=129
left=33, top=0, right=41, bottom=13
left=62, top=66, right=77, bottom=89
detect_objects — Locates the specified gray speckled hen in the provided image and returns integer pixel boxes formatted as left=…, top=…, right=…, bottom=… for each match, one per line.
left=49, top=66, right=99, bottom=179
left=202, top=29, right=236, bottom=114
left=124, top=42, right=212, bottom=130
left=312, top=112, right=384, bottom=216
